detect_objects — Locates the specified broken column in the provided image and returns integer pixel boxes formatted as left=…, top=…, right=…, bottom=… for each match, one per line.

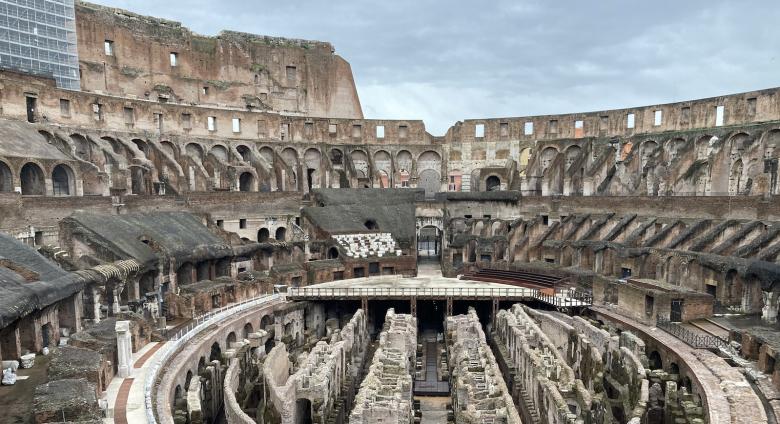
left=115, top=320, right=133, bottom=378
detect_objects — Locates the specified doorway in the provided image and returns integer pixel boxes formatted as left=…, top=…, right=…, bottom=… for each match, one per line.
left=670, top=299, right=684, bottom=322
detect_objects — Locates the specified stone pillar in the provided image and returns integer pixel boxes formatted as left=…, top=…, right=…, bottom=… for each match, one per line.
left=762, top=291, right=780, bottom=322
left=115, top=321, right=133, bottom=378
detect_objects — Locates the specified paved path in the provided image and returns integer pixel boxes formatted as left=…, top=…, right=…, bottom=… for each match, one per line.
left=104, top=341, right=166, bottom=424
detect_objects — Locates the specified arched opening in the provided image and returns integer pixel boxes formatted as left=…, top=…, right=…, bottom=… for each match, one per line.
left=20, top=163, right=45, bottom=195
left=295, top=398, right=312, bottom=424
left=209, top=342, right=222, bottom=362
left=669, top=362, right=680, bottom=376
left=327, top=247, right=339, bottom=259
left=364, top=219, right=378, bottom=230
left=52, top=164, right=74, bottom=196
left=0, top=161, right=13, bottom=192
left=238, top=172, right=254, bottom=192
left=418, top=169, right=441, bottom=198
left=243, top=323, right=254, bottom=339
left=226, top=331, right=237, bottom=347
left=258, top=228, right=270, bottom=242
left=648, top=351, right=662, bottom=370
left=485, top=175, right=501, bottom=191
left=417, top=226, right=441, bottom=258
left=265, top=338, right=275, bottom=354
left=236, top=145, right=251, bottom=162
left=198, top=356, right=207, bottom=373
left=196, top=261, right=210, bottom=281
left=215, top=258, right=231, bottom=278
left=130, top=167, right=147, bottom=195
left=260, top=315, right=273, bottom=330
left=184, top=370, right=193, bottom=391
left=275, top=227, right=287, bottom=241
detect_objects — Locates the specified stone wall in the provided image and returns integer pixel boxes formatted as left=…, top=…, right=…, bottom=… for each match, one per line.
left=350, top=309, right=416, bottom=424
left=446, top=308, right=521, bottom=424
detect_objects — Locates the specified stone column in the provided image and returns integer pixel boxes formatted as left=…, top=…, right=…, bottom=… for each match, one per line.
left=762, top=291, right=780, bottom=322
left=115, top=321, right=133, bottom=378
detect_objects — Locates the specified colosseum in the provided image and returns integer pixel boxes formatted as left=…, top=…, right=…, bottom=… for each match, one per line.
left=0, top=1, right=778, bottom=424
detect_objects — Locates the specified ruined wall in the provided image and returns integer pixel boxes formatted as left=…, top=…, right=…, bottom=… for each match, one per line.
left=74, top=1, right=362, bottom=119
left=446, top=308, right=521, bottom=424
left=263, top=309, right=368, bottom=424
left=350, top=309, right=416, bottom=424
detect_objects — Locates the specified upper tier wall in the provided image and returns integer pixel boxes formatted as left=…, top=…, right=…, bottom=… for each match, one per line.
left=445, top=87, right=780, bottom=142
left=74, top=1, right=363, bottom=119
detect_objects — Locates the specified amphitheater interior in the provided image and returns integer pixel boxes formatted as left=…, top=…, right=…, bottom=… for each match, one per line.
left=1, top=2, right=780, bottom=424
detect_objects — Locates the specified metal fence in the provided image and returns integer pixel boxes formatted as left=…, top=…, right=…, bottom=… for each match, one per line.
left=286, top=286, right=537, bottom=299
left=656, top=317, right=728, bottom=350
left=533, top=288, right=593, bottom=307
left=144, top=293, right=283, bottom=424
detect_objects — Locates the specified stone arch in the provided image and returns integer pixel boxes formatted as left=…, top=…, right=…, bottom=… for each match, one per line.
left=327, top=246, right=339, bottom=259
left=419, top=169, right=441, bottom=197
left=52, top=164, right=75, bottom=196
left=236, top=144, right=252, bottom=162
left=728, top=132, right=753, bottom=156
left=350, top=150, right=369, bottom=178
left=69, top=134, right=90, bottom=161
left=159, top=141, right=178, bottom=160
left=295, top=398, right=312, bottom=423
left=185, top=143, right=204, bottom=162
left=729, top=159, right=744, bottom=194
left=257, top=228, right=270, bottom=242
left=304, top=148, right=322, bottom=190
left=226, top=331, right=237, bottom=347
left=259, top=146, right=275, bottom=164
left=238, top=172, right=254, bottom=192
left=209, top=341, right=222, bottom=362
left=0, top=160, right=12, bottom=192
left=329, top=148, right=343, bottom=165
left=564, top=145, right=582, bottom=169
left=184, top=370, right=194, bottom=391
left=177, top=262, right=194, bottom=285
left=20, top=162, right=45, bottom=195
left=418, top=150, right=442, bottom=168
left=132, top=139, right=150, bottom=159
left=260, top=314, right=273, bottom=330
left=485, top=175, right=501, bottom=191
left=396, top=150, right=413, bottom=172
left=281, top=147, right=299, bottom=167
left=243, top=323, right=254, bottom=339
left=275, top=227, right=287, bottom=241
left=694, top=135, right=716, bottom=160
left=665, top=137, right=687, bottom=162
left=540, top=146, right=559, bottom=173
left=640, top=140, right=659, bottom=167
left=648, top=350, right=662, bottom=370
left=210, top=145, right=229, bottom=163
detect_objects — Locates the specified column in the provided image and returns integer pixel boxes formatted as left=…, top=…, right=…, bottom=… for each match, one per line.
left=115, top=321, right=133, bottom=378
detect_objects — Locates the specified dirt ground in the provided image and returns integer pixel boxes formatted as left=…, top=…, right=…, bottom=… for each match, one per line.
left=0, top=354, right=51, bottom=424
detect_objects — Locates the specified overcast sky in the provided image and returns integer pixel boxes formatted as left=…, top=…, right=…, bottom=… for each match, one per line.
left=94, top=0, right=780, bottom=135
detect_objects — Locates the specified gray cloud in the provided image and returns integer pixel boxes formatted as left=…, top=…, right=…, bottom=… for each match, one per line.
left=93, top=0, right=780, bottom=134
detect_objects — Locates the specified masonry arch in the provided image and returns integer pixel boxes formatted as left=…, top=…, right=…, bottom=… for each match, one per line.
left=640, top=140, right=659, bottom=167
left=210, top=145, right=229, bottom=163
left=209, top=341, right=222, bottom=362
left=417, top=225, right=441, bottom=257
left=419, top=169, right=440, bottom=197
left=485, top=175, right=501, bottom=191
left=730, top=159, right=744, bottom=194
left=350, top=150, right=369, bottom=178
left=258, top=228, right=270, bottom=242
left=540, top=146, right=559, bottom=173
left=329, top=148, right=343, bottom=165
left=259, top=146, right=275, bottom=164
left=236, top=145, right=252, bottom=162
left=327, top=246, right=340, bottom=259
left=51, top=164, right=75, bottom=196
left=281, top=147, right=299, bottom=167
left=176, top=262, right=194, bottom=285
left=20, top=162, right=45, bottom=195
left=0, top=160, right=12, bottom=192
left=275, top=227, right=287, bottom=241
left=304, top=148, right=322, bottom=190
left=564, top=145, right=583, bottom=169
left=185, top=143, right=204, bottom=162
left=226, top=331, right=237, bottom=348
left=243, top=323, right=254, bottom=339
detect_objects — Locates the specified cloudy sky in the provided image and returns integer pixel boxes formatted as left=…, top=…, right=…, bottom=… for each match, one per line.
left=94, top=0, right=780, bottom=135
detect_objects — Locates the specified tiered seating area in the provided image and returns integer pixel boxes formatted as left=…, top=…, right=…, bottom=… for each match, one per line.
left=333, top=233, right=401, bottom=258
left=461, top=268, right=562, bottom=291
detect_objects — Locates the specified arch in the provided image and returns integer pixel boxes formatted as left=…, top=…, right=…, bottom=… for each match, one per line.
left=485, top=175, right=501, bottom=191
left=185, top=143, right=204, bottom=162
left=295, top=398, right=312, bottom=423
left=329, top=148, right=343, bottom=165
left=419, top=169, right=440, bottom=197
left=209, top=341, right=222, bottom=362
left=364, top=219, right=378, bottom=230
left=564, top=145, right=582, bottom=169
left=0, top=161, right=12, bottom=192
left=257, top=228, right=270, bottom=242
left=281, top=147, right=299, bottom=167
left=132, top=139, right=149, bottom=159
left=695, top=135, right=716, bottom=160
left=540, top=146, right=559, bottom=172
left=70, top=134, right=90, bottom=161
left=418, top=150, right=442, bottom=167
left=51, top=164, right=75, bottom=196
left=210, top=145, right=229, bottom=162
left=259, top=146, right=275, bottom=164
left=665, top=137, right=687, bottom=162
left=275, top=227, right=287, bottom=241
left=648, top=351, right=662, bottom=370
left=238, top=172, right=254, bottom=192
left=350, top=150, right=369, bottom=178
left=396, top=150, right=413, bottom=172
left=236, top=145, right=252, bottom=162
left=730, top=159, right=744, bottom=194
left=226, top=331, right=237, bottom=347
left=20, top=163, right=45, bottom=195
left=265, top=338, right=275, bottom=354
left=260, top=315, right=274, bottom=330
left=669, top=362, right=680, bottom=376
left=640, top=140, right=659, bottom=167
left=184, top=370, right=194, bottom=391
left=327, top=246, right=340, bottom=259
left=159, top=140, right=178, bottom=159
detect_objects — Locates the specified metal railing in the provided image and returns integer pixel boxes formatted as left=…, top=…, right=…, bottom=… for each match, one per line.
left=533, top=288, right=593, bottom=307
left=144, top=293, right=283, bottom=424
left=286, top=286, right=536, bottom=299
left=656, top=317, right=728, bottom=350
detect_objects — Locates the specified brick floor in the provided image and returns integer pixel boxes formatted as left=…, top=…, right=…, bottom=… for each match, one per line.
left=134, top=342, right=165, bottom=368
left=114, top=378, right=134, bottom=424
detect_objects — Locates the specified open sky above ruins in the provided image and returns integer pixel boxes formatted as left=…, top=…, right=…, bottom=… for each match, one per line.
left=95, top=0, right=780, bottom=135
